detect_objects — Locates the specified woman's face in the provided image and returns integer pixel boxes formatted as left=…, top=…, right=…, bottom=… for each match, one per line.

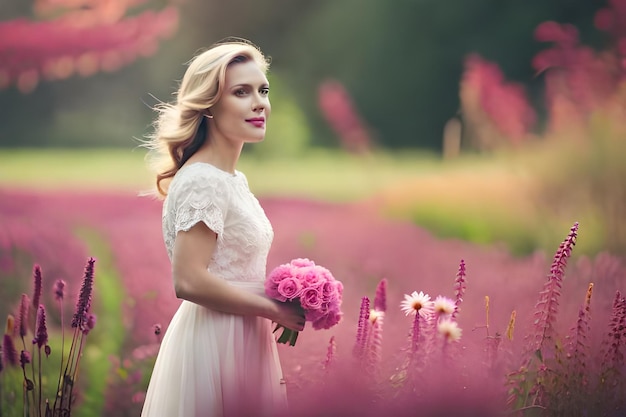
left=209, top=60, right=271, bottom=145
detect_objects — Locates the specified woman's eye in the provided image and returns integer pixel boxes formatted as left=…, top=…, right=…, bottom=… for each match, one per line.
left=235, top=89, right=247, bottom=96
left=260, top=88, right=269, bottom=96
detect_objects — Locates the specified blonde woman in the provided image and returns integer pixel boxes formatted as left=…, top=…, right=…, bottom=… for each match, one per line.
left=140, top=40, right=305, bottom=417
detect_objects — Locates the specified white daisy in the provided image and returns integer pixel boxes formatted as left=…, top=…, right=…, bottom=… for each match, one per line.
left=438, top=319, right=462, bottom=342
left=433, top=295, right=456, bottom=317
left=400, top=291, right=434, bottom=319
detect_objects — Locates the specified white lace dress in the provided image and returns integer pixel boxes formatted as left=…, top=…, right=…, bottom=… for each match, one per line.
left=141, top=162, right=287, bottom=417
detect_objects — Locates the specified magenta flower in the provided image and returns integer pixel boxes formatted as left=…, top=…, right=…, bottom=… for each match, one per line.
left=452, top=259, right=466, bottom=320
left=290, top=258, right=315, bottom=268
left=322, top=336, right=336, bottom=371
left=2, top=333, right=18, bottom=367
left=33, top=304, right=48, bottom=349
left=353, top=296, right=370, bottom=359
left=301, top=287, right=324, bottom=310
left=20, top=350, right=31, bottom=369
left=277, top=277, right=304, bottom=300
left=82, top=313, right=97, bottom=335
left=312, top=310, right=342, bottom=330
left=32, top=264, right=42, bottom=311
left=18, top=293, right=30, bottom=338
left=298, top=266, right=326, bottom=288
left=72, top=257, right=96, bottom=329
left=53, top=279, right=66, bottom=301
left=530, top=222, right=578, bottom=353
left=265, top=258, right=343, bottom=346
left=374, top=278, right=388, bottom=312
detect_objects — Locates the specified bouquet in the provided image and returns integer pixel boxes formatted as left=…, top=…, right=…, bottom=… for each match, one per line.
left=265, top=258, right=343, bottom=346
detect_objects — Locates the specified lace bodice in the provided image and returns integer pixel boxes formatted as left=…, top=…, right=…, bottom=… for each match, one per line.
left=162, top=162, right=274, bottom=283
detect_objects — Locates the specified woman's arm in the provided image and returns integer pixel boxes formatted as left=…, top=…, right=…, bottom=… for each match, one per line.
left=172, top=222, right=305, bottom=331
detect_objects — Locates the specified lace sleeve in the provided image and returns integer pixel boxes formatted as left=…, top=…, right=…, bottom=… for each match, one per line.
left=169, top=168, right=230, bottom=237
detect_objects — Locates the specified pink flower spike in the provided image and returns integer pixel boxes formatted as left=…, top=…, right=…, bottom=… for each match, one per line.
left=72, top=257, right=96, bottom=329
left=374, top=278, right=387, bottom=312
left=33, top=304, right=48, bottom=348
left=82, top=313, right=97, bottom=335
left=20, top=350, right=31, bottom=369
left=400, top=291, right=434, bottom=319
left=53, top=279, right=66, bottom=301
left=452, top=259, right=466, bottom=320
left=18, top=293, right=30, bottom=338
left=322, top=335, right=336, bottom=371
left=32, top=264, right=42, bottom=311
left=353, top=297, right=370, bottom=359
left=530, top=222, right=578, bottom=353
left=2, top=334, right=18, bottom=367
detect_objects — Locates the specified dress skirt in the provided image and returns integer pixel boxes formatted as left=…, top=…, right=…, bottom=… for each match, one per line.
left=141, top=281, right=288, bottom=417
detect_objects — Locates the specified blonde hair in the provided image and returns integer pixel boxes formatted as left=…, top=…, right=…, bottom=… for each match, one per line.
left=143, top=39, right=269, bottom=196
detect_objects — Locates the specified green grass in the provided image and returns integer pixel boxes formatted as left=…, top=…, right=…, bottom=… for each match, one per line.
left=0, top=147, right=461, bottom=201
left=73, top=227, right=126, bottom=417
left=0, top=147, right=605, bottom=257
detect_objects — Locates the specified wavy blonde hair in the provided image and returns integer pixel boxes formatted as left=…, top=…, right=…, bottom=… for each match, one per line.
left=143, top=39, right=269, bottom=196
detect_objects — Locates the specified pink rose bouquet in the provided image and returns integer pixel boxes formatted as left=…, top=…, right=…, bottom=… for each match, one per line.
left=265, top=258, right=343, bottom=346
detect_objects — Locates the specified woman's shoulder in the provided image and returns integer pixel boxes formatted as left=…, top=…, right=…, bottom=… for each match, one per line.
left=168, top=162, right=237, bottom=201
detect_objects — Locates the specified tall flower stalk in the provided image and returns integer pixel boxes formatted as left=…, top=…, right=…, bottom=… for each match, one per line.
left=529, top=222, right=578, bottom=356
left=55, top=257, right=96, bottom=415
left=508, top=222, right=579, bottom=413
left=353, top=297, right=370, bottom=361
left=452, top=259, right=466, bottom=320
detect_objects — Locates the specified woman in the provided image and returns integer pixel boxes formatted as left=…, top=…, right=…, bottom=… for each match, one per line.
left=140, top=40, right=305, bottom=417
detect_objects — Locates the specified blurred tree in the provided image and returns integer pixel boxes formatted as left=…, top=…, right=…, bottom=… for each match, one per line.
left=281, top=0, right=603, bottom=151
left=0, top=0, right=180, bottom=147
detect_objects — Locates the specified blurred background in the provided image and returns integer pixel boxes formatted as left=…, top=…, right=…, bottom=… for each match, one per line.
left=0, top=0, right=606, bottom=150
left=2, top=0, right=625, bottom=257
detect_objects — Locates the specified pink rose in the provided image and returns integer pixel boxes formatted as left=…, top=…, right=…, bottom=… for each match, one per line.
left=298, top=267, right=325, bottom=289
left=321, top=281, right=339, bottom=302
left=312, top=310, right=342, bottom=330
left=290, top=258, right=316, bottom=268
left=277, top=277, right=304, bottom=301
left=300, top=287, right=324, bottom=310
left=265, top=264, right=297, bottom=301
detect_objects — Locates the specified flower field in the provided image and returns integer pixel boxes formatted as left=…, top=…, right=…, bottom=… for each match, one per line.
left=1, top=168, right=624, bottom=416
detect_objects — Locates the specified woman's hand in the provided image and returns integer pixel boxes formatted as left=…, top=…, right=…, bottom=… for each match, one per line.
left=269, top=300, right=305, bottom=331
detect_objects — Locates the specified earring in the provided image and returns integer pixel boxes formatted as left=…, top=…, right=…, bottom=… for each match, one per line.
left=204, top=113, right=213, bottom=119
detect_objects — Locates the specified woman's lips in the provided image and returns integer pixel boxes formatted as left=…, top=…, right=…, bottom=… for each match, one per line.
left=246, top=118, right=265, bottom=127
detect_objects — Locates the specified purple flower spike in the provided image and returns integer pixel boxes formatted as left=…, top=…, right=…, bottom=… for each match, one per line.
left=353, top=297, right=370, bottom=359
left=32, top=265, right=42, bottom=310
left=2, top=333, right=19, bottom=367
left=82, top=313, right=97, bottom=335
left=33, top=304, right=48, bottom=348
left=72, top=258, right=96, bottom=329
left=452, top=259, right=467, bottom=320
left=323, top=335, right=336, bottom=370
left=530, top=222, right=578, bottom=354
left=53, top=279, right=66, bottom=301
left=374, top=278, right=388, bottom=313
left=20, top=350, right=31, bottom=369
left=18, top=293, right=30, bottom=338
